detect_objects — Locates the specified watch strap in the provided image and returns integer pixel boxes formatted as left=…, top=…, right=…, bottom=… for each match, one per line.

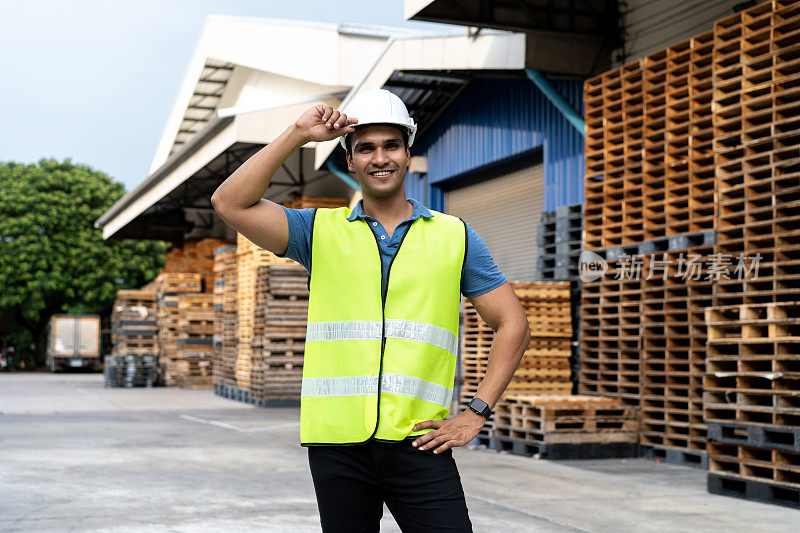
left=468, top=397, right=493, bottom=420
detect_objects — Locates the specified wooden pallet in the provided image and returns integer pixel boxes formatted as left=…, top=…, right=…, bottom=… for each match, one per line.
left=155, top=272, right=202, bottom=293
left=491, top=394, right=638, bottom=445
left=708, top=441, right=800, bottom=492
left=462, top=281, right=574, bottom=402
left=162, top=238, right=233, bottom=295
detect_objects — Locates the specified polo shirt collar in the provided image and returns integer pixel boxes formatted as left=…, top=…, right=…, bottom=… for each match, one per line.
left=346, top=198, right=434, bottom=222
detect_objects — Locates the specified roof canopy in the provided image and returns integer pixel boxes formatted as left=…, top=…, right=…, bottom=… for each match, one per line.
left=96, top=16, right=526, bottom=242
left=97, top=16, right=440, bottom=241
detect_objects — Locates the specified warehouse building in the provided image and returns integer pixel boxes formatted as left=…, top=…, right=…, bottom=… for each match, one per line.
left=96, top=1, right=753, bottom=275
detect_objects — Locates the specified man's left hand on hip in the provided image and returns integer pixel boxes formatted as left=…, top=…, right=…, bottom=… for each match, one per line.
left=411, top=410, right=487, bottom=454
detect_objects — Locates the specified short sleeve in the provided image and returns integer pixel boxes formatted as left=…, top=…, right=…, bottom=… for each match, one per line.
left=461, top=222, right=507, bottom=297
left=277, top=206, right=315, bottom=273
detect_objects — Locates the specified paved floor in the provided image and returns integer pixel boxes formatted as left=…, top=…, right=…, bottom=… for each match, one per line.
left=1, top=373, right=797, bottom=532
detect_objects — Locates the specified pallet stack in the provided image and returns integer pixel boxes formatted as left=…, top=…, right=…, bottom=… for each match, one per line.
left=513, top=281, right=574, bottom=394
left=251, top=263, right=309, bottom=404
left=460, top=281, right=573, bottom=438
left=704, top=0, right=800, bottom=508
left=174, top=293, right=215, bottom=388
left=712, top=0, right=800, bottom=310
left=534, top=202, right=584, bottom=391
left=705, top=302, right=800, bottom=508
left=535, top=203, right=584, bottom=282
left=581, top=24, right=721, bottom=463
left=581, top=0, right=800, bottom=505
left=232, top=233, right=298, bottom=394
left=484, top=394, right=638, bottom=458
left=154, top=272, right=203, bottom=386
left=110, top=289, right=159, bottom=357
left=578, top=257, right=644, bottom=406
left=108, top=289, right=159, bottom=387
left=639, top=249, right=715, bottom=456
left=161, top=238, right=233, bottom=295
left=213, top=245, right=238, bottom=389
left=211, top=197, right=350, bottom=405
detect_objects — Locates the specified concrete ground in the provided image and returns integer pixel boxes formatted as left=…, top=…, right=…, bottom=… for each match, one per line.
left=1, top=373, right=797, bottom=533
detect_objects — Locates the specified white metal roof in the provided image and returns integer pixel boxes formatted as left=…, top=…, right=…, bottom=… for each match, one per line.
left=97, top=94, right=344, bottom=240
left=148, top=15, right=433, bottom=176
left=96, top=15, right=461, bottom=240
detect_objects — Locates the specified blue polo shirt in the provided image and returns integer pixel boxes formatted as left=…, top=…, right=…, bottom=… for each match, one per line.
left=278, top=198, right=507, bottom=298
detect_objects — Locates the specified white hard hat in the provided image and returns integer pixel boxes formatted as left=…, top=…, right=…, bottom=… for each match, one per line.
left=339, top=88, right=417, bottom=150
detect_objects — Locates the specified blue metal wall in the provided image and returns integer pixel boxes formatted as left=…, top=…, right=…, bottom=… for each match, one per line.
left=405, top=77, right=584, bottom=212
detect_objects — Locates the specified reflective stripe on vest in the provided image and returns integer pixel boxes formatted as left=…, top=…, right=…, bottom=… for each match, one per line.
left=301, top=206, right=466, bottom=445
left=301, top=373, right=453, bottom=409
left=306, top=319, right=458, bottom=357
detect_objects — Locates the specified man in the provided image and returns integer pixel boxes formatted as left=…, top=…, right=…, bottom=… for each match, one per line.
left=211, top=89, right=531, bottom=532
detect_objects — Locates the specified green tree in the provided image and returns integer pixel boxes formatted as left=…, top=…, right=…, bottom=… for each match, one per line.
left=0, top=158, right=169, bottom=368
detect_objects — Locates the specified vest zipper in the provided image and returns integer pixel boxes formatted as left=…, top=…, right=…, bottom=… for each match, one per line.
left=366, top=222, right=413, bottom=443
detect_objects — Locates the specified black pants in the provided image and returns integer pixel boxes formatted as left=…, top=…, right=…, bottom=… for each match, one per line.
left=307, top=440, right=473, bottom=532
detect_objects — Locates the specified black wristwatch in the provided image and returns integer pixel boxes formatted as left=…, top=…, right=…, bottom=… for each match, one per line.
left=467, top=397, right=493, bottom=421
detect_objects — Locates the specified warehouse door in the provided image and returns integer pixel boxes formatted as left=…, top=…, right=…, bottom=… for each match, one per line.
left=445, top=161, right=543, bottom=283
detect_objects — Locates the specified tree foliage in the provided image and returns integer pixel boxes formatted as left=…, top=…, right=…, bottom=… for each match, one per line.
left=0, top=158, right=169, bottom=367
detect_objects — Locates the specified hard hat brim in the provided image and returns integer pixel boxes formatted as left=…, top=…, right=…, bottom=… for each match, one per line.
left=340, top=122, right=417, bottom=150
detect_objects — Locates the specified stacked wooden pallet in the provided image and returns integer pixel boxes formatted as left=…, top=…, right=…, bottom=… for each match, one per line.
left=108, top=289, right=159, bottom=388
left=583, top=32, right=716, bottom=251
left=578, top=258, right=644, bottom=406
left=704, top=0, right=800, bottom=508
left=712, top=1, right=800, bottom=310
left=581, top=32, right=720, bottom=454
left=213, top=245, right=238, bottom=388
left=235, top=233, right=297, bottom=391
left=251, top=263, right=309, bottom=401
left=162, top=238, right=234, bottom=294
left=581, top=0, right=800, bottom=504
left=513, top=281, right=574, bottom=393
left=493, top=395, right=637, bottom=445
left=155, top=272, right=203, bottom=293
left=173, top=293, right=215, bottom=388
left=154, top=272, right=203, bottom=386
left=111, top=289, right=158, bottom=356
left=638, top=250, right=713, bottom=453
left=579, top=13, right=724, bottom=460
left=461, top=281, right=573, bottom=437
left=211, top=197, right=349, bottom=405
left=705, top=301, right=800, bottom=508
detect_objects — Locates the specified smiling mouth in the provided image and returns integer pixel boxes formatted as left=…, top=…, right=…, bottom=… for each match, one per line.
left=369, top=169, right=395, bottom=178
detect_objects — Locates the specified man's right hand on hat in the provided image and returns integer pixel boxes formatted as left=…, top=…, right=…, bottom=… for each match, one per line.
left=296, top=104, right=358, bottom=143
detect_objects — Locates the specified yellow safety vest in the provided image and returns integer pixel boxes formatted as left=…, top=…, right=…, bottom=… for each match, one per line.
left=301, top=206, right=467, bottom=445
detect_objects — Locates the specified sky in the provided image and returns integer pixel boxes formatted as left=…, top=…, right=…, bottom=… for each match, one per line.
left=0, top=0, right=445, bottom=191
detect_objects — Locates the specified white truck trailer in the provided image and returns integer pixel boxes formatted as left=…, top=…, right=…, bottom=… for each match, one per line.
left=46, top=315, right=101, bottom=372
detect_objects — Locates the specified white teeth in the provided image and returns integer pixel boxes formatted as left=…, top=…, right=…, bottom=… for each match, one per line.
left=372, top=170, right=393, bottom=176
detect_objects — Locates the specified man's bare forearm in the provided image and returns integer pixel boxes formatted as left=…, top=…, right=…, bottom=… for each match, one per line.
left=473, top=322, right=530, bottom=409
left=211, top=124, right=308, bottom=211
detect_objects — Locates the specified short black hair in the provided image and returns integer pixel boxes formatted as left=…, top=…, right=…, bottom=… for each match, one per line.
left=345, top=123, right=409, bottom=158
